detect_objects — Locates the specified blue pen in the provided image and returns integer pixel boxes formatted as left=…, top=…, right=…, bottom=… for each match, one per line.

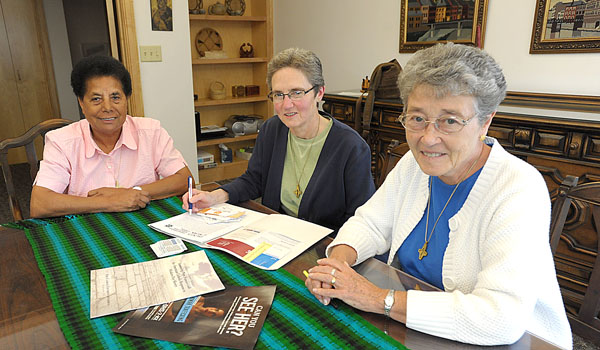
left=188, top=176, right=193, bottom=214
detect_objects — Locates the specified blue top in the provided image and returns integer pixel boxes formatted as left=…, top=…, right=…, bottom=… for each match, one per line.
left=397, top=168, right=482, bottom=289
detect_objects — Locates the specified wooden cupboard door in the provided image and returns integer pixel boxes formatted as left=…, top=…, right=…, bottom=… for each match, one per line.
left=0, top=0, right=59, bottom=164
left=0, top=0, right=26, bottom=146
left=2, top=0, right=58, bottom=127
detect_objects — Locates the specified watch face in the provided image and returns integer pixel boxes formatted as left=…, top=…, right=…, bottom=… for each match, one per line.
left=385, top=290, right=394, bottom=308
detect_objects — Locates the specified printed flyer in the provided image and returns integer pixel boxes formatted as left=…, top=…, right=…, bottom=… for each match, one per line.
left=113, top=286, right=276, bottom=350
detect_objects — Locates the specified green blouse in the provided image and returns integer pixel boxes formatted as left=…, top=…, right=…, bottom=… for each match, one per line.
left=280, top=118, right=333, bottom=217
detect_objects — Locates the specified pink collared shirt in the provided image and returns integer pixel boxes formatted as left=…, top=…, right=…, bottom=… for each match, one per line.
left=34, top=115, right=187, bottom=197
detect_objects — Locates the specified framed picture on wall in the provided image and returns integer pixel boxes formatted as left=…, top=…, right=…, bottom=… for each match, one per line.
left=151, top=0, right=173, bottom=31
left=530, top=0, right=600, bottom=54
left=399, top=0, right=489, bottom=53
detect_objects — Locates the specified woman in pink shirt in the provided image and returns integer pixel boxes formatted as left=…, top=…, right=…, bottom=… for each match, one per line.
left=30, top=55, right=192, bottom=218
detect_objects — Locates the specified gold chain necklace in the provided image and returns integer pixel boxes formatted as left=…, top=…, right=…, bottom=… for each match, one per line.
left=418, top=145, right=483, bottom=260
left=290, top=117, right=320, bottom=198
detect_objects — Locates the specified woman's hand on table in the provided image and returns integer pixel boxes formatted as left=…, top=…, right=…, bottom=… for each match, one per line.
left=181, top=188, right=229, bottom=212
left=306, top=258, right=387, bottom=313
left=87, top=187, right=151, bottom=211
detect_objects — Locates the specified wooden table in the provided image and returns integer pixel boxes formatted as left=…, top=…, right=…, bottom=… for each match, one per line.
left=0, top=200, right=562, bottom=350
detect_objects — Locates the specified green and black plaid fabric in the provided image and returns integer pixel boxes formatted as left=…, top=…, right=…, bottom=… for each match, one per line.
left=23, top=197, right=407, bottom=349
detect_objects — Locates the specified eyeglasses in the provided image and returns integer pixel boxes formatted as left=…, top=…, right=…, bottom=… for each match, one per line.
left=268, top=86, right=316, bottom=103
left=398, top=113, right=475, bottom=134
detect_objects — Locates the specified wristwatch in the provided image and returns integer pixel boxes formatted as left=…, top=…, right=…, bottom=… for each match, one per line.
left=384, top=289, right=395, bottom=318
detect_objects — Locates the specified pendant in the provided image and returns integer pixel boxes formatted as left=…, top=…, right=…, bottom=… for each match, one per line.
left=418, top=241, right=428, bottom=260
left=294, top=184, right=302, bottom=198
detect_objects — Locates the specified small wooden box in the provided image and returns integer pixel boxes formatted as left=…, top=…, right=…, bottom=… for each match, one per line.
left=232, top=85, right=246, bottom=97
left=245, top=85, right=260, bottom=96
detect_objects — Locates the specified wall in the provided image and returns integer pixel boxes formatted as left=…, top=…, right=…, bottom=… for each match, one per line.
left=273, top=0, right=600, bottom=97
left=133, top=0, right=198, bottom=182
left=42, top=0, right=79, bottom=121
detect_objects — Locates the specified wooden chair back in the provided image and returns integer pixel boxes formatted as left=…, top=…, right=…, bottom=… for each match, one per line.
left=377, top=142, right=410, bottom=187
left=549, top=175, right=600, bottom=346
left=0, top=119, right=73, bottom=221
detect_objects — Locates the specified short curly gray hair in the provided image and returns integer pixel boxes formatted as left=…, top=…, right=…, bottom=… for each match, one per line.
left=398, top=43, right=507, bottom=124
left=266, top=48, right=325, bottom=94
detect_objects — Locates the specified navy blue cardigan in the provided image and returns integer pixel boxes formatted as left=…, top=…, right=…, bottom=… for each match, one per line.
left=221, top=112, right=375, bottom=231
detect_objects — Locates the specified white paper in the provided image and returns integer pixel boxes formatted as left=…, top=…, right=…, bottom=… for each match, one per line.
left=204, top=214, right=332, bottom=270
left=89, top=250, right=224, bottom=318
left=148, top=203, right=267, bottom=245
left=150, top=237, right=187, bottom=257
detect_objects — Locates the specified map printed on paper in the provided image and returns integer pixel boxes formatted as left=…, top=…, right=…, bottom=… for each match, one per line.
left=90, top=250, right=224, bottom=318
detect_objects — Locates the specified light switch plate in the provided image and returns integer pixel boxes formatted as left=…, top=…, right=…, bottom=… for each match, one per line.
left=140, top=45, right=162, bottom=62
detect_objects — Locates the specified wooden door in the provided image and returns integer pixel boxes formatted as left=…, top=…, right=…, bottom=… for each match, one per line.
left=0, top=0, right=59, bottom=164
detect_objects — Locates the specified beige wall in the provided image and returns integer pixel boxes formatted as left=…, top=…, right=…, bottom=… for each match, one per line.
left=133, top=0, right=198, bottom=182
left=273, top=0, right=600, bottom=96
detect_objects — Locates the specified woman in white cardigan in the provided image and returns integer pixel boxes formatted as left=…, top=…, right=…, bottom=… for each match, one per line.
left=305, top=43, right=572, bottom=349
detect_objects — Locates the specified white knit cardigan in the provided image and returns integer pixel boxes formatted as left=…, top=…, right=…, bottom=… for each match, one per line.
left=329, top=138, right=572, bottom=349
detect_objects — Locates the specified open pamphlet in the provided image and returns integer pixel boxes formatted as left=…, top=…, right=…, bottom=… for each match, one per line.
left=90, top=250, right=224, bottom=318
left=149, top=203, right=333, bottom=270
left=113, top=285, right=276, bottom=350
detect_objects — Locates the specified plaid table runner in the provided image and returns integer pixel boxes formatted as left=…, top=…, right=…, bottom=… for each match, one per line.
left=22, top=197, right=407, bottom=349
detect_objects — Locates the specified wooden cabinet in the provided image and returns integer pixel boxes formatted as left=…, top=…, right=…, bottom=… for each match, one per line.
left=0, top=0, right=59, bottom=164
left=189, top=0, right=273, bottom=183
left=323, top=92, right=600, bottom=317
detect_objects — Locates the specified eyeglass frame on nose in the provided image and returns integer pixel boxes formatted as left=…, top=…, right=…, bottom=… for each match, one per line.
left=397, top=113, right=476, bottom=135
left=268, top=85, right=317, bottom=103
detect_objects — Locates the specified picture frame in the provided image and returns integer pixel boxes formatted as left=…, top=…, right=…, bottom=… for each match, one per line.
left=530, top=0, right=600, bottom=54
left=151, top=0, right=173, bottom=32
left=399, top=0, right=489, bottom=53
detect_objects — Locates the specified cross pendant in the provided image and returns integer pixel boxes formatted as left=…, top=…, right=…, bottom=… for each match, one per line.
left=418, top=241, right=428, bottom=260
left=294, top=184, right=302, bottom=198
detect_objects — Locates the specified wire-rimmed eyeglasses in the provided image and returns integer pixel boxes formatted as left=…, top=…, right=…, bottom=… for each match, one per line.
left=268, top=86, right=316, bottom=103
left=397, top=113, right=475, bottom=134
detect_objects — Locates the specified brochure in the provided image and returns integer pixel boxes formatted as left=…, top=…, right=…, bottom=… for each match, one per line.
left=113, top=286, right=276, bottom=350
left=149, top=204, right=333, bottom=270
left=90, top=250, right=224, bottom=318
left=149, top=203, right=267, bottom=245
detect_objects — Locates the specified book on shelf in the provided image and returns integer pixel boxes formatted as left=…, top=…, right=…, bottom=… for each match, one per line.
left=113, top=285, right=275, bottom=350
left=148, top=203, right=332, bottom=270
left=197, top=150, right=214, bottom=164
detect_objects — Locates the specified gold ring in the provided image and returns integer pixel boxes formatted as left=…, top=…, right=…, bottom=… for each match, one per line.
left=331, top=268, right=336, bottom=277
left=331, top=276, right=336, bottom=285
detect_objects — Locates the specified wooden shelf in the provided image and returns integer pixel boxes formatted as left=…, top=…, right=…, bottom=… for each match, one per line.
left=198, top=158, right=249, bottom=182
left=190, top=0, right=272, bottom=183
left=194, top=96, right=267, bottom=107
left=192, top=57, right=269, bottom=65
left=197, top=134, right=257, bottom=147
left=189, top=14, right=267, bottom=22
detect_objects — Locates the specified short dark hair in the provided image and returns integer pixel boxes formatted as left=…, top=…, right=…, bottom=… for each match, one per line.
left=70, top=55, right=132, bottom=99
